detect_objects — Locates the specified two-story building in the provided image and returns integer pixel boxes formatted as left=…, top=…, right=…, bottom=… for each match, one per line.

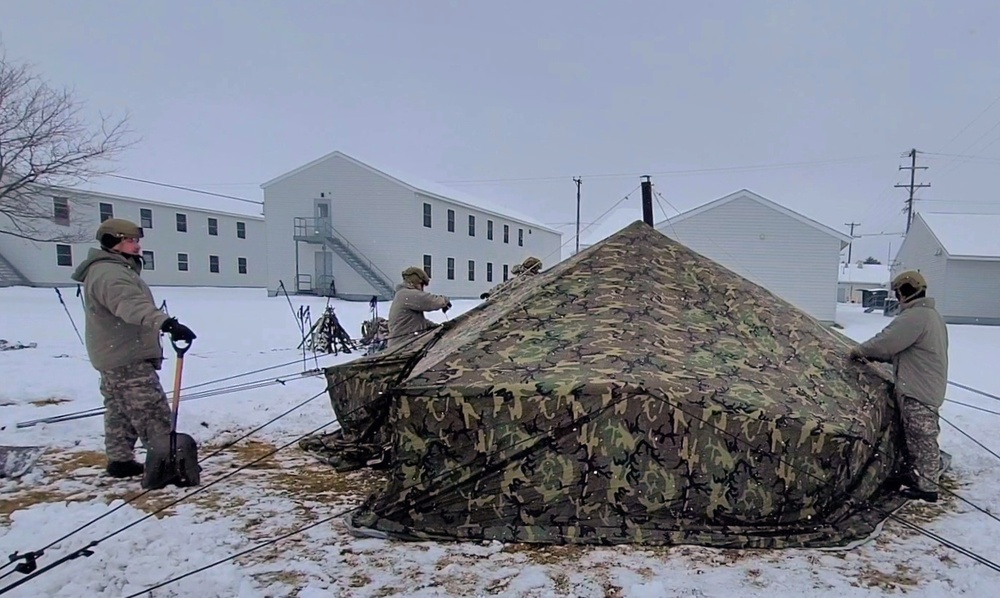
left=0, top=186, right=266, bottom=288
left=260, top=151, right=562, bottom=300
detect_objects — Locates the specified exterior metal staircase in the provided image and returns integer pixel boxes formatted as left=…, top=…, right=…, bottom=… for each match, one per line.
left=0, top=250, right=30, bottom=287
left=293, top=217, right=395, bottom=300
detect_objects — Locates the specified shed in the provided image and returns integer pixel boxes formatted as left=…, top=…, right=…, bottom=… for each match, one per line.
left=655, top=189, right=851, bottom=323
left=893, top=212, right=1000, bottom=325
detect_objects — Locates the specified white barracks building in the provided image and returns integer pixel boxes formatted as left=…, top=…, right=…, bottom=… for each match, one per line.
left=0, top=152, right=561, bottom=301
left=0, top=186, right=266, bottom=288
left=261, top=151, right=562, bottom=300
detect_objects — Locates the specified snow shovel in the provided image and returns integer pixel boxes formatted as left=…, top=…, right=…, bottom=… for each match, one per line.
left=0, top=445, right=46, bottom=479
left=142, top=338, right=201, bottom=490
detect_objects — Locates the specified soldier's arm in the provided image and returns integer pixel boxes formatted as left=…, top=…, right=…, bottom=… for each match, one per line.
left=92, top=268, right=170, bottom=330
left=856, top=310, right=925, bottom=361
left=403, top=290, right=450, bottom=312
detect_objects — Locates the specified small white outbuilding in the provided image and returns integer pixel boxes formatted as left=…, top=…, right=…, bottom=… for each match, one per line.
left=892, top=212, right=1000, bottom=325
left=655, top=189, right=851, bottom=324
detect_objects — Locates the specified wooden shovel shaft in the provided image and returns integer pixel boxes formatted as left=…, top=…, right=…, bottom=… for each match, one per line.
left=171, top=355, right=184, bottom=433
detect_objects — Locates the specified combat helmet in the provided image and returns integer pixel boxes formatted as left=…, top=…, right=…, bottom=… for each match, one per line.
left=96, top=218, right=143, bottom=249
left=521, top=256, right=542, bottom=273
left=890, top=270, right=927, bottom=302
left=401, top=266, right=430, bottom=287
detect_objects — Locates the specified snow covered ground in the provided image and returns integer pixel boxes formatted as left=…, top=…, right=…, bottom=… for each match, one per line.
left=1, top=286, right=999, bottom=597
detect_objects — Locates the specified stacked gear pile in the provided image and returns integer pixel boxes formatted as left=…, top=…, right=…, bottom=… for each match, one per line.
left=303, top=220, right=909, bottom=549
left=303, top=306, right=355, bottom=355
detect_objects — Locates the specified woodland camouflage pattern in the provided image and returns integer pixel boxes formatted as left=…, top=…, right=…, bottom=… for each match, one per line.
left=304, top=221, right=909, bottom=548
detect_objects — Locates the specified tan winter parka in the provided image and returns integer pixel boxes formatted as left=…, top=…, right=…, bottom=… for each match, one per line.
left=387, top=282, right=449, bottom=349
left=71, top=248, right=170, bottom=371
left=855, top=297, right=949, bottom=407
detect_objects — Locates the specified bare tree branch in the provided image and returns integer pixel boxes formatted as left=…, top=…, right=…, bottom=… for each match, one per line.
left=0, top=42, right=138, bottom=242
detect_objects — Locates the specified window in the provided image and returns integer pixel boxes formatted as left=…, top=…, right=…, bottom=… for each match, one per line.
left=238, top=257, right=247, bottom=275
left=236, top=221, right=246, bottom=239
left=53, top=197, right=70, bottom=225
left=468, top=215, right=476, bottom=237
left=468, top=260, right=475, bottom=281
left=177, top=253, right=189, bottom=271
left=208, top=217, right=218, bottom=236
left=447, top=257, right=455, bottom=280
left=486, top=262, right=493, bottom=282
left=99, top=202, right=114, bottom=222
left=518, top=228, right=524, bottom=247
left=176, top=213, right=187, bottom=232
left=503, top=264, right=509, bottom=281
left=447, top=209, right=455, bottom=232
left=142, top=250, right=155, bottom=270
left=55, top=244, right=72, bottom=267
left=209, top=255, right=220, bottom=273
left=423, top=203, right=432, bottom=228
left=140, top=208, right=153, bottom=229
left=423, top=254, right=432, bottom=278
left=487, top=220, right=493, bottom=240
left=503, top=224, right=509, bottom=244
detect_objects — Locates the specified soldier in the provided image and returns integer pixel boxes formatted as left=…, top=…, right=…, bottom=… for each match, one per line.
left=850, top=270, right=949, bottom=502
left=71, top=218, right=197, bottom=478
left=387, top=266, right=450, bottom=349
left=480, top=256, right=543, bottom=301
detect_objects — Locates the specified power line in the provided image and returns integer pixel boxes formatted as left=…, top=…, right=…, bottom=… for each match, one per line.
left=105, top=174, right=263, bottom=205
left=438, top=155, right=891, bottom=185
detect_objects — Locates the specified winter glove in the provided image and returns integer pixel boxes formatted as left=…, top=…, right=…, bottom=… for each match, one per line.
left=479, top=292, right=490, bottom=300
left=848, top=346, right=864, bottom=362
left=442, top=301, right=452, bottom=313
left=161, top=317, right=197, bottom=343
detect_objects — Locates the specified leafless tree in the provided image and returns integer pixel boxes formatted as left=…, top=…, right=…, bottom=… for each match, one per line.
left=0, top=43, right=136, bottom=242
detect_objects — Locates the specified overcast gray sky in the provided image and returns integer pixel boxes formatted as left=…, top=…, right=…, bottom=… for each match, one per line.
left=4, top=0, right=999, bottom=262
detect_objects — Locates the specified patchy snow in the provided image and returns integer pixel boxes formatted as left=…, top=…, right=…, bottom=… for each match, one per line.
left=2, top=287, right=1000, bottom=596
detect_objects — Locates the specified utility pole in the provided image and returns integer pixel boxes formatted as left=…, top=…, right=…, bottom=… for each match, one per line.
left=844, top=222, right=860, bottom=264
left=573, top=177, right=582, bottom=255
left=640, top=176, right=653, bottom=226
left=895, top=148, right=930, bottom=233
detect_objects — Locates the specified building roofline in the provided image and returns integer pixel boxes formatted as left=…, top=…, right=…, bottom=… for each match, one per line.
left=915, top=211, right=1000, bottom=260
left=655, top=188, right=853, bottom=247
left=43, top=185, right=264, bottom=220
left=260, top=150, right=561, bottom=234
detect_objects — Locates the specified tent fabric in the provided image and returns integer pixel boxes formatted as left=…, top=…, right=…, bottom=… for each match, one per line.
left=307, top=221, right=908, bottom=548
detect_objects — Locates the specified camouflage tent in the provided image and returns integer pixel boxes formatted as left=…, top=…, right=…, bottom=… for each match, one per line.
left=303, top=221, right=909, bottom=549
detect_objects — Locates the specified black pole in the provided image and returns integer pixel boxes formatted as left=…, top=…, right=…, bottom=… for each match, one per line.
left=573, top=177, right=582, bottom=254
left=54, top=288, right=84, bottom=345
left=640, top=176, right=653, bottom=226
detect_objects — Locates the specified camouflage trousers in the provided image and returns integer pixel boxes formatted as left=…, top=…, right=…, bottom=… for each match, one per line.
left=899, top=396, right=941, bottom=493
left=98, top=360, right=172, bottom=463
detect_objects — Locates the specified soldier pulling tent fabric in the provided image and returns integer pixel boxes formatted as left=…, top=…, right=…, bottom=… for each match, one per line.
left=302, top=221, right=913, bottom=549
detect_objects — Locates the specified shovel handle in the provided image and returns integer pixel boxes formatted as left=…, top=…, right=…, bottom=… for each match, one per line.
left=171, top=338, right=192, bottom=358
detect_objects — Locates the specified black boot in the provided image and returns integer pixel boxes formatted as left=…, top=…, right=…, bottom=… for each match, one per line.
left=900, top=487, right=938, bottom=503
left=107, top=460, right=144, bottom=478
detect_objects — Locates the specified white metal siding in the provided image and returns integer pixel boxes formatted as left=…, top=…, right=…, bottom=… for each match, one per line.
left=656, top=196, right=841, bottom=322
left=942, top=259, right=1000, bottom=324
left=263, top=155, right=561, bottom=299
left=0, top=192, right=266, bottom=288
left=891, top=216, right=949, bottom=310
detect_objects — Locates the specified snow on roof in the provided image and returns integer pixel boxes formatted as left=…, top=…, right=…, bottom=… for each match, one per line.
left=261, top=151, right=560, bottom=235
left=838, top=263, right=890, bottom=285
left=919, top=212, right=1000, bottom=259
left=71, top=176, right=264, bottom=218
